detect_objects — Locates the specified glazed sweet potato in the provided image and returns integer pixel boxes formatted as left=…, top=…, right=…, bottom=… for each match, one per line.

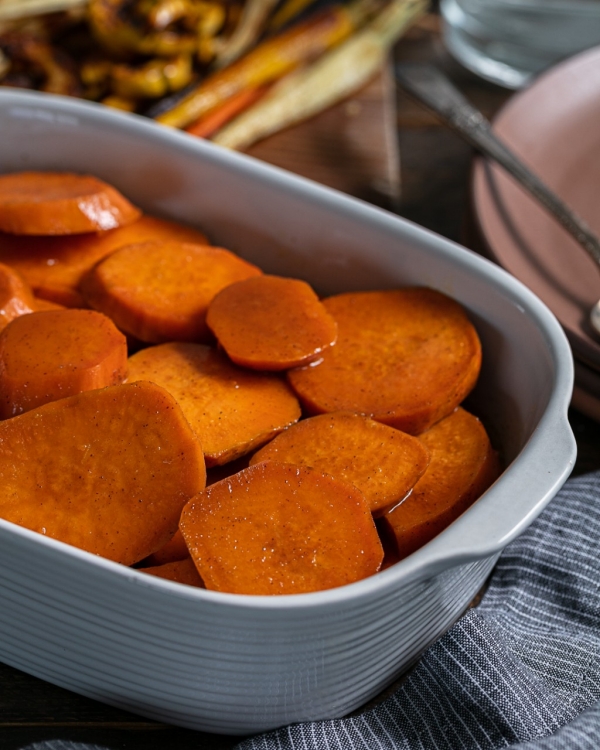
left=0, top=381, right=206, bottom=565
left=33, top=298, right=66, bottom=312
left=206, top=275, right=337, bottom=370
left=379, top=407, right=501, bottom=560
left=250, top=412, right=430, bottom=516
left=0, top=262, right=36, bottom=331
left=0, top=309, right=127, bottom=418
left=0, top=172, right=140, bottom=235
left=139, top=558, right=205, bottom=588
left=127, top=342, right=301, bottom=465
left=0, top=215, right=210, bottom=308
left=143, top=528, right=190, bottom=566
left=81, top=241, right=262, bottom=342
left=180, top=461, right=383, bottom=595
left=287, top=288, right=482, bottom=435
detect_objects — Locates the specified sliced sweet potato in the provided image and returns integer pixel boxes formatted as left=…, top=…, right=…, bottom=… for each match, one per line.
left=180, top=461, right=383, bottom=595
left=0, top=381, right=206, bottom=565
left=81, top=241, right=262, bottom=342
left=0, top=262, right=36, bottom=331
left=0, top=309, right=128, bottom=418
left=143, top=528, right=190, bottom=566
left=0, top=172, right=140, bottom=235
left=206, top=275, right=337, bottom=370
left=0, top=215, right=210, bottom=308
left=33, top=297, right=65, bottom=312
left=139, top=558, right=204, bottom=588
left=250, top=412, right=430, bottom=516
left=287, top=288, right=482, bottom=435
left=127, top=342, right=301, bottom=466
left=379, top=407, right=501, bottom=560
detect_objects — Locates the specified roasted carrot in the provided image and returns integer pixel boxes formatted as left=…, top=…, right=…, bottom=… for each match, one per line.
left=250, top=412, right=430, bottom=516
left=0, top=215, right=210, bottom=308
left=268, top=0, right=318, bottom=31
left=155, top=0, right=376, bottom=129
left=206, top=274, right=337, bottom=370
left=213, top=0, right=427, bottom=150
left=180, top=461, right=383, bottom=595
left=126, top=342, right=301, bottom=466
left=186, top=86, right=269, bottom=138
left=0, top=172, right=141, bottom=235
left=379, top=407, right=501, bottom=560
left=0, top=262, right=36, bottom=331
left=81, top=241, right=262, bottom=342
left=139, top=558, right=205, bottom=588
left=0, top=309, right=127, bottom=418
left=0, top=381, right=206, bottom=565
left=287, top=288, right=482, bottom=435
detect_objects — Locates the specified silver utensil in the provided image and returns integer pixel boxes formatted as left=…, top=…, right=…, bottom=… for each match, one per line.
left=394, top=62, right=600, bottom=335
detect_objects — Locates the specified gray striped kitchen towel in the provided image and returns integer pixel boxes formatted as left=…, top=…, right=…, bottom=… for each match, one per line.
left=20, top=471, right=600, bottom=750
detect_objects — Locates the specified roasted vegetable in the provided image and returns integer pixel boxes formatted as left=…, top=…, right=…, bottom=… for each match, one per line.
left=111, top=53, right=193, bottom=97
left=88, top=0, right=225, bottom=57
left=212, top=0, right=279, bottom=69
left=0, top=31, right=80, bottom=94
left=155, top=0, right=379, bottom=128
left=213, top=0, right=428, bottom=149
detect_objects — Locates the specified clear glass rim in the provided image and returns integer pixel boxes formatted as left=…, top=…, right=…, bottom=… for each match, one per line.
left=443, top=0, right=600, bottom=14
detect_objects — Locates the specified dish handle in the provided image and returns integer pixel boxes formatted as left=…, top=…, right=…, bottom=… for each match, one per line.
left=401, top=406, right=577, bottom=580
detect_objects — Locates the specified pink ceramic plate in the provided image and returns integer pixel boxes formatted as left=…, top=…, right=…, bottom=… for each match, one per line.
left=473, top=45, right=600, bottom=371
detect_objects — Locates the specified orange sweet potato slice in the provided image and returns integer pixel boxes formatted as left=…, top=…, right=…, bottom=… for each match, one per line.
left=250, top=412, right=430, bottom=516
left=0, top=262, right=36, bottom=330
left=287, top=288, right=482, bottom=435
left=206, top=275, right=337, bottom=370
left=33, top=297, right=65, bottom=312
left=127, top=342, right=301, bottom=466
left=180, top=461, right=383, bottom=595
left=81, top=241, right=262, bottom=342
left=0, top=309, right=127, bottom=418
left=0, top=381, right=206, bottom=565
left=139, top=558, right=204, bottom=588
left=143, top=528, right=190, bottom=566
left=379, top=407, right=501, bottom=560
left=0, top=172, right=140, bottom=235
left=0, top=215, right=210, bottom=308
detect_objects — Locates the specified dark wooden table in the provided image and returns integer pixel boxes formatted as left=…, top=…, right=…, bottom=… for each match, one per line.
left=2, top=10, right=600, bottom=750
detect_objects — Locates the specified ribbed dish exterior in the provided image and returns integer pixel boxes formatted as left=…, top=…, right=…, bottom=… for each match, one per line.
left=0, top=523, right=498, bottom=734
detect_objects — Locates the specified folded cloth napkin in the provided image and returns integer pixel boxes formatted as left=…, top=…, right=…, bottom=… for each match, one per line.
left=19, top=472, right=600, bottom=750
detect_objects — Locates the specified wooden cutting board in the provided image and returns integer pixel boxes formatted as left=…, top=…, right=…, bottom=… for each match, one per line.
left=245, top=61, right=400, bottom=211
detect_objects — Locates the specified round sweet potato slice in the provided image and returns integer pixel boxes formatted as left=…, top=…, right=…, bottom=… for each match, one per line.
left=180, top=461, right=383, bottom=595
left=81, top=241, right=262, bottom=342
left=0, top=381, right=206, bottom=565
left=0, top=262, right=36, bottom=330
left=287, top=288, right=482, bottom=435
left=139, top=558, right=204, bottom=588
left=0, top=214, right=210, bottom=308
left=127, top=342, right=301, bottom=466
left=379, top=407, right=501, bottom=560
left=143, top=528, right=190, bottom=567
left=0, top=171, right=140, bottom=235
left=250, top=412, right=430, bottom=516
left=0, top=309, right=127, bottom=418
left=206, top=275, right=337, bottom=370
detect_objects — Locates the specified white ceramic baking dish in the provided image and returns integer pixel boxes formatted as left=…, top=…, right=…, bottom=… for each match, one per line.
left=0, top=89, right=576, bottom=736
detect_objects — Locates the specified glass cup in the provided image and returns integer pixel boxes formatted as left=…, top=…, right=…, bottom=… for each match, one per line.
left=440, top=0, right=600, bottom=88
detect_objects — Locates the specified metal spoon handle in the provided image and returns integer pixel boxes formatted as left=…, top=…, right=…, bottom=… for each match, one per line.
left=394, top=62, right=600, bottom=267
